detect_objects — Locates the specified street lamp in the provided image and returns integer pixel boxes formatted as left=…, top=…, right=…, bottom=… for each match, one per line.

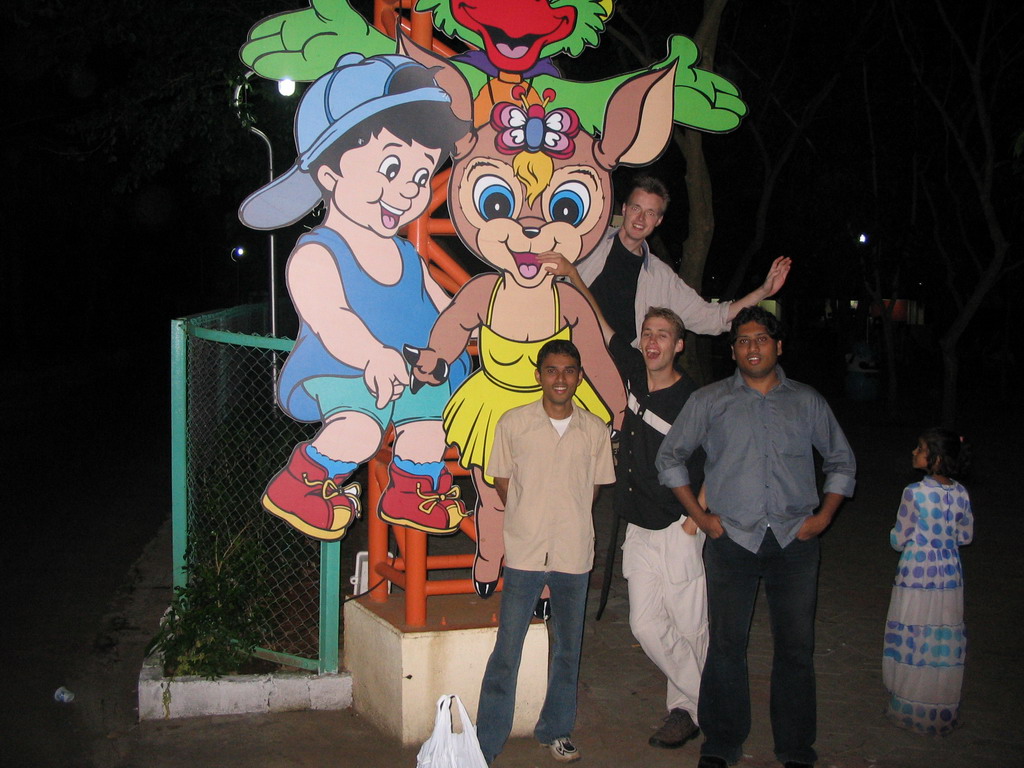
left=233, top=70, right=279, bottom=337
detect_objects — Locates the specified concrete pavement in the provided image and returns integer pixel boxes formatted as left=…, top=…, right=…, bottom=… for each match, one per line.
left=9, top=382, right=1020, bottom=768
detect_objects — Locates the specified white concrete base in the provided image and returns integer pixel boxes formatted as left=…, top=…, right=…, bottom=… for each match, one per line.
left=344, top=594, right=548, bottom=746
left=138, top=652, right=352, bottom=720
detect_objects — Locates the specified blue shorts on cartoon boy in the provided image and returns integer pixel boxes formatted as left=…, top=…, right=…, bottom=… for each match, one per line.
left=240, top=53, right=470, bottom=540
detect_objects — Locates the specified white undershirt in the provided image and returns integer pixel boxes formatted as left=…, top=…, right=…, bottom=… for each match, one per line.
left=549, top=414, right=572, bottom=437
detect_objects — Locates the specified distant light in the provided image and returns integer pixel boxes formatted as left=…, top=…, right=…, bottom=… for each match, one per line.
left=277, top=79, right=296, bottom=97
left=850, top=300, right=859, bottom=310
left=230, top=246, right=247, bottom=262
left=858, top=233, right=868, bottom=245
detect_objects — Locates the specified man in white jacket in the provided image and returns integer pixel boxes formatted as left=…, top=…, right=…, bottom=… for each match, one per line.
left=541, top=176, right=790, bottom=345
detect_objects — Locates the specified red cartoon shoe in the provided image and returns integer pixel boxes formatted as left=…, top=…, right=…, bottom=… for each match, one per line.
left=262, top=443, right=361, bottom=541
left=377, top=463, right=467, bottom=534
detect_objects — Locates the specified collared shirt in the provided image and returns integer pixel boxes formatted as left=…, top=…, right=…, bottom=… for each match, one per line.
left=609, top=333, right=703, bottom=530
left=656, top=366, right=856, bottom=553
left=575, top=227, right=733, bottom=342
left=487, top=399, right=616, bottom=574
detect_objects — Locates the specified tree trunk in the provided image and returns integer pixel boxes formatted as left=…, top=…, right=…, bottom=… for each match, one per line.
left=675, top=0, right=729, bottom=386
left=675, top=127, right=717, bottom=385
left=678, top=128, right=713, bottom=292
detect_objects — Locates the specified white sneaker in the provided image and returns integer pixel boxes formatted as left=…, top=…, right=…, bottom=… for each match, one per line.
left=545, top=737, right=581, bottom=763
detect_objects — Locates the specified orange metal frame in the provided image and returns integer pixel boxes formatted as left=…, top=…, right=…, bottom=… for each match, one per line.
left=364, top=1, right=495, bottom=627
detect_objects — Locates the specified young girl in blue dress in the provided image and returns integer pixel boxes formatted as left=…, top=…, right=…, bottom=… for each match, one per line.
left=883, top=427, right=974, bottom=734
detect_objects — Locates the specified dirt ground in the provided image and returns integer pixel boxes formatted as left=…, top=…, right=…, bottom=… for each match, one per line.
left=3, top=353, right=1020, bottom=768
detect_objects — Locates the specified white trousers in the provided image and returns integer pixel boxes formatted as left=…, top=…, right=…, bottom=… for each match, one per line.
left=622, top=518, right=708, bottom=721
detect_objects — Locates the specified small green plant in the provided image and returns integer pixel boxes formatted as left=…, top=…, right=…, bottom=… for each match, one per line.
left=147, top=525, right=273, bottom=679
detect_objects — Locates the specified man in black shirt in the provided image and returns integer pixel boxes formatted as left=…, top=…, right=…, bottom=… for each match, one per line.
left=587, top=227, right=644, bottom=343
left=606, top=306, right=707, bottom=750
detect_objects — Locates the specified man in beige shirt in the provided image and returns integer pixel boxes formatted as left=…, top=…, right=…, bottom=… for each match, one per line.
left=476, top=339, right=616, bottom=765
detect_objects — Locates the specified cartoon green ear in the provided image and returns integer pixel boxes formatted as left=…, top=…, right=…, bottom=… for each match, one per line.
left=595, top=64, right=677, bottom=171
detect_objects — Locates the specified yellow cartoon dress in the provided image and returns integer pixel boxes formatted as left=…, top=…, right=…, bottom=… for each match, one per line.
left=443, top=278, right=611, bottom=484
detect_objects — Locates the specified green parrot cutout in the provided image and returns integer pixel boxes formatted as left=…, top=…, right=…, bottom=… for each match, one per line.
left=241, top=0, right=747, bottom=135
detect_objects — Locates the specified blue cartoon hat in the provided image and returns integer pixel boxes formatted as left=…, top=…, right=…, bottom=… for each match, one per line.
left=239, top=53, right=453, bottom=231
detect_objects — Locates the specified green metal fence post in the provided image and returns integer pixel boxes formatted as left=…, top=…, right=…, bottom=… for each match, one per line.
left=317, top=540, right=342, bottom=671
left=172, top=307, right=334, bottom=671
left=319, top=540, right=342, bottom=674
left=170, top=319, right=189, bottom=590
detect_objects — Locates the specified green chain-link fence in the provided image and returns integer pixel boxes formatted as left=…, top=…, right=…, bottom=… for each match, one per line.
left=170, top=304, right=344, bottom=673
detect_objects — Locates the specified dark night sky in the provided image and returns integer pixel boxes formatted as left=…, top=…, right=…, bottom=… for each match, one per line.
left=2, top=0, right=1021, bottom=396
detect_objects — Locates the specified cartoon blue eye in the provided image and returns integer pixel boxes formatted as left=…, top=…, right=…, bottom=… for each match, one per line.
left=548, top=181, right=590, bottom=226
left=473, top=175, right=515, bottom=220
left=378, top=155, right=401, bottom=181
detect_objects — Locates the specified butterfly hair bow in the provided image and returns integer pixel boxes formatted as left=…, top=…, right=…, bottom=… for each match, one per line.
left=491, top=86, right=580, bottom=159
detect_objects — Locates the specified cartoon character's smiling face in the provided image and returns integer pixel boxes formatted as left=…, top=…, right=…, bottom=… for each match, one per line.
left=316, top=128, right=439, bottom=237
left=451, top=0, right=577, bottom=74
left=395, top=34, right=678, bottom=296
left=454, top=131, right=608, bottom=289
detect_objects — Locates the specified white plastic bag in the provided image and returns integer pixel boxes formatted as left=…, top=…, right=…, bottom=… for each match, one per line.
left=415, top=694, right=489, bottom=768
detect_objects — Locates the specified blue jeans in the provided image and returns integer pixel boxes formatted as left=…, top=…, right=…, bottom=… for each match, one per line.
left=476, top=567, right=589, bottom=763
left=698, top=529, right=820, bottom=765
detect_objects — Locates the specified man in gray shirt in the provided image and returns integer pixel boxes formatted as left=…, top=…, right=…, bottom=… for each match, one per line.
left=655, top=306, right=856, bottom=768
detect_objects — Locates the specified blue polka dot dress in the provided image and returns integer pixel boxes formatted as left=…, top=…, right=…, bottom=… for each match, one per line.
left=882, top=476, right=974, bottom=734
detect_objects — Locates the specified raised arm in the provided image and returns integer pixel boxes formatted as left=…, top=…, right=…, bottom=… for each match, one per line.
left=725, top=256, right=792, bottom=322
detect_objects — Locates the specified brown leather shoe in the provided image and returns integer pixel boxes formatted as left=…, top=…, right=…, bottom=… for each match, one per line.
left=648, top=707, right=700, bottom=748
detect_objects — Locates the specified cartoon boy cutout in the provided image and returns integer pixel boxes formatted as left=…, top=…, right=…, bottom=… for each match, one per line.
left=240, top=53, right=471, bottom=540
